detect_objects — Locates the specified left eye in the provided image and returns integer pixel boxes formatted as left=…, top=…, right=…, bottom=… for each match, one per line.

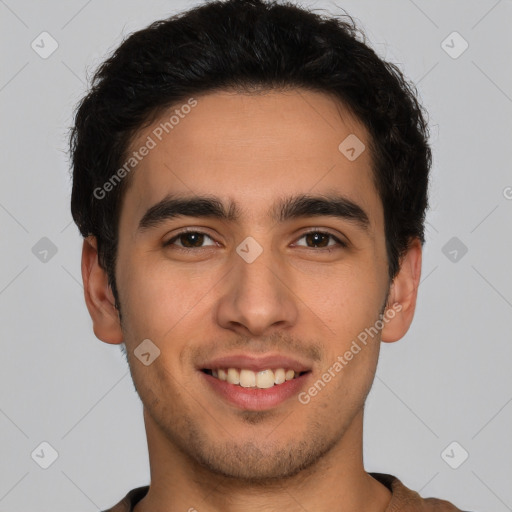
left=164, top=230, right=345, bottom=250
left=294, top=231, right=345, bottom=249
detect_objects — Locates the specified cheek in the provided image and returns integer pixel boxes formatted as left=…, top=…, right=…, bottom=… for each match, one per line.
left=292, top=258, right=386, bottom=334
left=116, top=254, right=220, bottom=342
left=294, top=260, right=386, bottom=398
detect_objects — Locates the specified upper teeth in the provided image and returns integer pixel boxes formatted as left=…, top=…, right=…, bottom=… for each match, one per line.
left=210, top=368, right=299, bottom=388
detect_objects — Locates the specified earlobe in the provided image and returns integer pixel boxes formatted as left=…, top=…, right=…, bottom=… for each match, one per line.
left=81, top=236, right=123, bottom=345
left=381, top=238, right=422, bottom=343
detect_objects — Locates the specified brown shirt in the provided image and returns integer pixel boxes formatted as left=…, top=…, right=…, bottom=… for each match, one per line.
left=102, top=472, right=472, bottom=511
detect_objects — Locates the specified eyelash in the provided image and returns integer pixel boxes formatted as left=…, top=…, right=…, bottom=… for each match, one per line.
left=163, top=229, right=347, bottom=251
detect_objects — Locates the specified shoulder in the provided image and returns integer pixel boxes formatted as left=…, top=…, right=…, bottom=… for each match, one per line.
left=101, top=486, right=150, bottom=512
left=369, top=472, right=477, bottom=511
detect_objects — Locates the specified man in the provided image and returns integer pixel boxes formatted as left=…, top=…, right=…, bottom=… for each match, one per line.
left=70, top=0, right=474, bottom=510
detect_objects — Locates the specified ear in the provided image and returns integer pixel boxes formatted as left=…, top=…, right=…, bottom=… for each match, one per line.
left=381, top=237, right=422, bottom=343
left=81, top=236, right=123, bottom=344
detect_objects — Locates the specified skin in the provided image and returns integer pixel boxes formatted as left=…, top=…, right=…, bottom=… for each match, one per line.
left=82, top=89, right=422, bottom=512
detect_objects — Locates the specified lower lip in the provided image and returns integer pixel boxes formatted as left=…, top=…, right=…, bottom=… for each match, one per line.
left=200, top=371, right=311, bottom=411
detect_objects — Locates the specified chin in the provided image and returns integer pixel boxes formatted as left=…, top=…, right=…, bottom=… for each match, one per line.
left=176, top=416, right=340, bottom=484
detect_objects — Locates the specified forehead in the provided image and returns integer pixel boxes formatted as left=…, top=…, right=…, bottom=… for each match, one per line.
left=121, top=88, right=382, bottom=229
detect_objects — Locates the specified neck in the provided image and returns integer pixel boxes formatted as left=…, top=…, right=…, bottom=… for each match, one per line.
left=134, top=408, right=391, bottom=512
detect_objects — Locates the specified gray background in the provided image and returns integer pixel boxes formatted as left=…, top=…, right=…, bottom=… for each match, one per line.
left=1, top=0, right=511, bottom=510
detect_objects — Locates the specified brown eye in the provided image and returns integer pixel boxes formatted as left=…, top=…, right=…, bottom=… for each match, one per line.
left=294, top=231, right=346, bottom=249
left=164, top=231, right=216, bottom=249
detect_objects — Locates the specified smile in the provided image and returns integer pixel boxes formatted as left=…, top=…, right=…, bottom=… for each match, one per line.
left=202, top=368, right=308, bottom=389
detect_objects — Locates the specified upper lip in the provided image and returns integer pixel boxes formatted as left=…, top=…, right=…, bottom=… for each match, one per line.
left=199, top=353, right=312, bottom=373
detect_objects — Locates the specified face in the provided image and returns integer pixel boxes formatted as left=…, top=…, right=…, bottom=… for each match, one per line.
left=110, top=89, right=394, bottom=481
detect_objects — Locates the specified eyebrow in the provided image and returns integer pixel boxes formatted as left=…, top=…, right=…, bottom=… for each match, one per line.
left=137, top=193, right=370, bottom=232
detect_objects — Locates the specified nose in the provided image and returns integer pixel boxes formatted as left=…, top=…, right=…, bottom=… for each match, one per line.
left=215, top=245, right=299, bottom=337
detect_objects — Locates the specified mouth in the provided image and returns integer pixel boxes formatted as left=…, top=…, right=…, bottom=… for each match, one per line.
left=201, top=367, right=310, bottom=389
left=198, top=354, right=313, bottom=410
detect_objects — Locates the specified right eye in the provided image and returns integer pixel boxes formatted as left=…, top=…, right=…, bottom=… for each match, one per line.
left=163, top=230, right=217, bottom=250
